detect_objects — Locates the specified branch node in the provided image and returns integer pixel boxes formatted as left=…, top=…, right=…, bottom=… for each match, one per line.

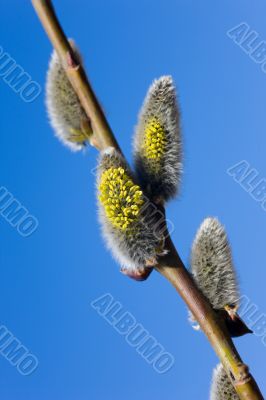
left=66, top=50, right=79, bottom=69
left=234, top=364, right=251, bottom=387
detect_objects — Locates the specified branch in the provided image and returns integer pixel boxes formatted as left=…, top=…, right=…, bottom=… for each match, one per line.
left=157, top=235, right=263, bottom=399
left=31, top=1, right=264, bottom=398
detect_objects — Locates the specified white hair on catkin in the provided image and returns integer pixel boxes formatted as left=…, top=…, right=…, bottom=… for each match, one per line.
left=46, top=40, right=90, bottom=151
left=210, top=364, right=239, bottom=400
left=133, top=76, right=182, bottom=203
left=190, top=217, right=239, bottom=311
left=97, top=148, right=164, bottom=274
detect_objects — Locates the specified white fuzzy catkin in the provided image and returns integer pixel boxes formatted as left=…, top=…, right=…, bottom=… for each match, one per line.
left=190, top=217, right=239, bottom=311
left=133, top=76, right=182, bottom=203
left=46, top=41, right=90, bottom=151
left=210, top=364, right=239, bottom=400
left=97, top=147, right=164, bottom=274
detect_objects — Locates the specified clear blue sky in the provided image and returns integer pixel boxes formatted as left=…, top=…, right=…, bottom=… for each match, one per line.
left=1, top=1, right=266, bottom=399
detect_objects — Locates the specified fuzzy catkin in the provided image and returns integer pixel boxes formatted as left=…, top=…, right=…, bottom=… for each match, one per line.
left=133, top=76, right=182, bottom=203
left=46, top=40, right=91, bottom=151
left=97, top=148, right=164, bottom=274
left=210, top=364, right=239, bottom=400
left=190, top=217, right=239, bottom=311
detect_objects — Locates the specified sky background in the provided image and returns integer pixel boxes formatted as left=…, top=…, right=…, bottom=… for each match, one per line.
left=1, top=0, right=266, bottom=399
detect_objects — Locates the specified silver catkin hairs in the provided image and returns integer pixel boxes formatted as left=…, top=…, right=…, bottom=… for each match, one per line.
left=189, top=217, right=252, bottom=337
left=46, top=39, right=92, bottom=151
left=188, top=217, right=240, bottom=332
left=210, top=364, right=239, bottom=400
left=97, top=147, right=166, bottom=279
left=190, top=217, right=239, bottom=310
left=133, top=76, right=182, bottom=204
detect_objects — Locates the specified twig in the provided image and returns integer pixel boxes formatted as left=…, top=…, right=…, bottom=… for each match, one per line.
left=31, top=1, right=264, bottom=398
left=157, top=235, right=263, bottom=399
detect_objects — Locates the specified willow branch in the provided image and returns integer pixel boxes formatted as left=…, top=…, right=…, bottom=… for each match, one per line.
left=31, top=1, right=264, bottom=398
left=157, top=235, right=263, bottom=399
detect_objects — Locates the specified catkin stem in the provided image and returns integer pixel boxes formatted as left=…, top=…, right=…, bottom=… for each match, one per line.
left=31, top=1, right=264, bottom=398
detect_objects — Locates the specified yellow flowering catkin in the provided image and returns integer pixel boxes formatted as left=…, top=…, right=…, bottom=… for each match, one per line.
left=97, top=148, right=161, bottom=274
left=99, top=167, right=144, bottom=231
left=133, top=76, right=182, bottom=203
left=142, top=117, right=166, bottom=164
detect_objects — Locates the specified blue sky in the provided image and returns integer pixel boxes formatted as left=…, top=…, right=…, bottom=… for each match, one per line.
left=1, top=0, right=266, bottom=399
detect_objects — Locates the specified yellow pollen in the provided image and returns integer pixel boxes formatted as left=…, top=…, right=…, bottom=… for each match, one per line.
left=142, top=117, right=166, bottom=161
left=99, top=167, right=144, bottom=230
